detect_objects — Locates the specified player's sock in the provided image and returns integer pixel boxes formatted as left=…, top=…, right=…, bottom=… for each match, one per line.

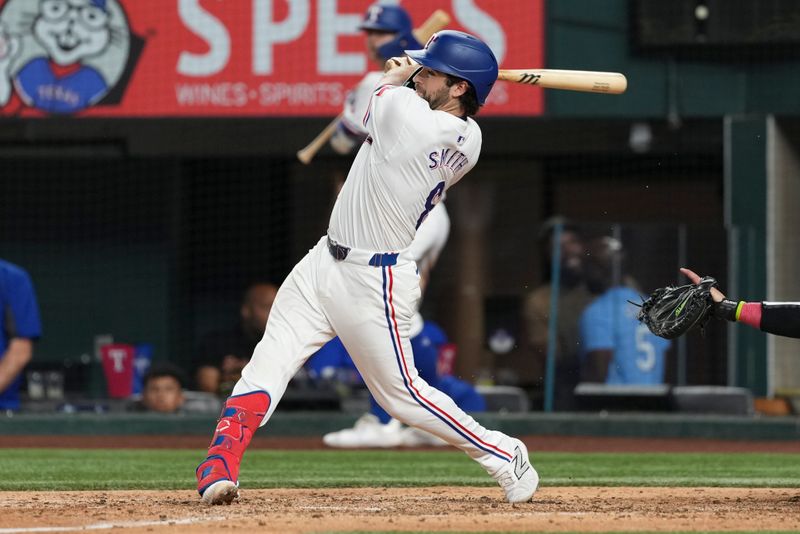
left=196, top=391, right=270, bottom=496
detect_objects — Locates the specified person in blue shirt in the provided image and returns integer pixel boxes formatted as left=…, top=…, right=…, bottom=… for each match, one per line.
left=0, top=259, right=42, bottom=411
left=578, top=237, right=671, bottom=384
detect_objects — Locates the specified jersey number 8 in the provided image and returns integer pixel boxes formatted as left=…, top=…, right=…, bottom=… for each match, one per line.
left=415, top=181, right=445, bottom=230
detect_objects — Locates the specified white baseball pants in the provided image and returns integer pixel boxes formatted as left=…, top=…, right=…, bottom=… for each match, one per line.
left=235, top=236, right=516, bottom=475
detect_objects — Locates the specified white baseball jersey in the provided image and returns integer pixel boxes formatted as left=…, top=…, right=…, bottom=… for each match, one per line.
left=237, top=77, right=520, bottom=486
left=328, top=84, right=481, bottom=252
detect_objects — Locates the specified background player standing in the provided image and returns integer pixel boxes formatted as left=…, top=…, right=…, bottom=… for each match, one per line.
left=329, top=3, right=421, bottom=155
left=321, top=8, right=465, bottom=444
left=196, top=30, right=538, bottom=506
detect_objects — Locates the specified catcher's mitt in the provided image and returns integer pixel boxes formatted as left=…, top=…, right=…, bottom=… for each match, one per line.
left=636, top=277, right=718, bottom=339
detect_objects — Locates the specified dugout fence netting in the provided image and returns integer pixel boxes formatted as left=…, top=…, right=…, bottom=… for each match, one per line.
left=1, top=146, right=739, bottom=410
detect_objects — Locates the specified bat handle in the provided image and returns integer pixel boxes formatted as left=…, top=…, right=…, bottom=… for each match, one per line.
left=403, top=67, right=422, bottom=88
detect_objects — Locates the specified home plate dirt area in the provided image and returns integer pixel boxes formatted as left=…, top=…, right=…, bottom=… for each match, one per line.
left=0, top=436, right=798, bottom=532
left=1, top=487, right=799, bottom=533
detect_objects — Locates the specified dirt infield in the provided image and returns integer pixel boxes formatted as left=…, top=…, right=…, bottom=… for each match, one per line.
left=1, top=487, right=798, bottom=533
left=1, top=436, right=798, bottom=532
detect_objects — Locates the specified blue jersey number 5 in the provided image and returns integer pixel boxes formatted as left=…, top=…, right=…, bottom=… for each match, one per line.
left=415, top=181, right=445, bottom=230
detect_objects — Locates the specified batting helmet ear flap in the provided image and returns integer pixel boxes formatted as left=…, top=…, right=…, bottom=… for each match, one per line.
left=404, top=31, right=499, bottom=105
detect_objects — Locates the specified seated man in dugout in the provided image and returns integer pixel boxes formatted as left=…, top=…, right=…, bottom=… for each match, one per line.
left=194, top=282, right=278, bottom=397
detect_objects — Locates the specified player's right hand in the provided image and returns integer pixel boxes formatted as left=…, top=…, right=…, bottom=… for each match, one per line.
left=383, top=56, right=415, bottom=73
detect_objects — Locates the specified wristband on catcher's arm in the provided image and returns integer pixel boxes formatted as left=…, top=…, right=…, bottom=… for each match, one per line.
left=714, top=299, right=742, bottom=322
left=737, top=301, right=763, bottom=329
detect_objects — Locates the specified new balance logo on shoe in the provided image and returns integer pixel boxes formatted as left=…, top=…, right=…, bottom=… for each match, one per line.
left=494, top=438, right=539, bottom=503
left=512, top=445, right=531, bottom=479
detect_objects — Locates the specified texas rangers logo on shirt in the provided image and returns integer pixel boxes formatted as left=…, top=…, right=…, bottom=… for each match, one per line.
left=0, top=0, right=143, bottom=115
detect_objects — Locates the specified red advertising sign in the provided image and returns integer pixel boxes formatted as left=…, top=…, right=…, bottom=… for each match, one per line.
left=0, top=0, right=543, bottom=117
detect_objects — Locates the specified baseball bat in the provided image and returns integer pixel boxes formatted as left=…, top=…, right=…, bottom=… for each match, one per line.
left=296, top=112, right=343, bottom=165
left=297, top=10, right=451, bottom=165
left=411, top=9, right=450, bottom=44
left=497, top=69, right=627, bottom=94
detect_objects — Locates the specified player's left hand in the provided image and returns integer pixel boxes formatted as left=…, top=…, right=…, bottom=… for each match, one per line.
left=381, top=57, right=420, bottom=89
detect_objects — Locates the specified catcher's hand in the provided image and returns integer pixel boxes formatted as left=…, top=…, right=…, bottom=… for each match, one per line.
left=636, top=277, right=718, bottom=339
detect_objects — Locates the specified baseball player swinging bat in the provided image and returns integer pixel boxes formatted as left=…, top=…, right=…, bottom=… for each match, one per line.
left=297, top=9, right=451, bottom=165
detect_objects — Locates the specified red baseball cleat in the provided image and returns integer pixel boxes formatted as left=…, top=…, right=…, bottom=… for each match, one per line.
left=196, top=390, right=270, bottom=505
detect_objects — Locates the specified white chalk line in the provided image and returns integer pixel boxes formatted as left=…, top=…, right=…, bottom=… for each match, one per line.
left=0, top=515, right=227, bottom=533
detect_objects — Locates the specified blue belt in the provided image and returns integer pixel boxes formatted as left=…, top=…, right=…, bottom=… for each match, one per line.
left=368, top=252, right=399, bottom=267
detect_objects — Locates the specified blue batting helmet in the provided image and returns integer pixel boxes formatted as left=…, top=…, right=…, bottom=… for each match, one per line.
left=359, top=4, right=421, bottom=61
left=405, top=30, right=499, bottom=105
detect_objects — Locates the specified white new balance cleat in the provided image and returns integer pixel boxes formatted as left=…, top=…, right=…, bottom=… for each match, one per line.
left=200, top=480, right=239, bottom=505
left=493, top=438, right=539, bottom=503
left=322, top=413, right=404, bottom=448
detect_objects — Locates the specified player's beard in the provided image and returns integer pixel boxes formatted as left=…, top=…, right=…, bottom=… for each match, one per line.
left=416, top=84, right=451, bottom=111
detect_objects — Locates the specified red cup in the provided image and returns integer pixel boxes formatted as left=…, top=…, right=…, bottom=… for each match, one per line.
left=100, top=344, right=135, bottom=398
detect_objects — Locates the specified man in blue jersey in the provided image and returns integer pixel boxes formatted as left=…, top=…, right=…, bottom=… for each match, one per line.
left=0, top=259, right=42, bottom=411
left=578, top=237, right=671, bottom=384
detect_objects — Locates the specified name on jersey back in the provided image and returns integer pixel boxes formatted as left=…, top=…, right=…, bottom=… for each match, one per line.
left=428, top=148, right=469, bottom=173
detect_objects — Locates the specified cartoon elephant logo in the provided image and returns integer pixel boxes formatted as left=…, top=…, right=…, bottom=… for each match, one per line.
left=0, top=0, right=132, bottom=114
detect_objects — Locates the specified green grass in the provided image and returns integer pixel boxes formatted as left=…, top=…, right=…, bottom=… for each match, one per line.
left=0, top=449, right=798, bottom=491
